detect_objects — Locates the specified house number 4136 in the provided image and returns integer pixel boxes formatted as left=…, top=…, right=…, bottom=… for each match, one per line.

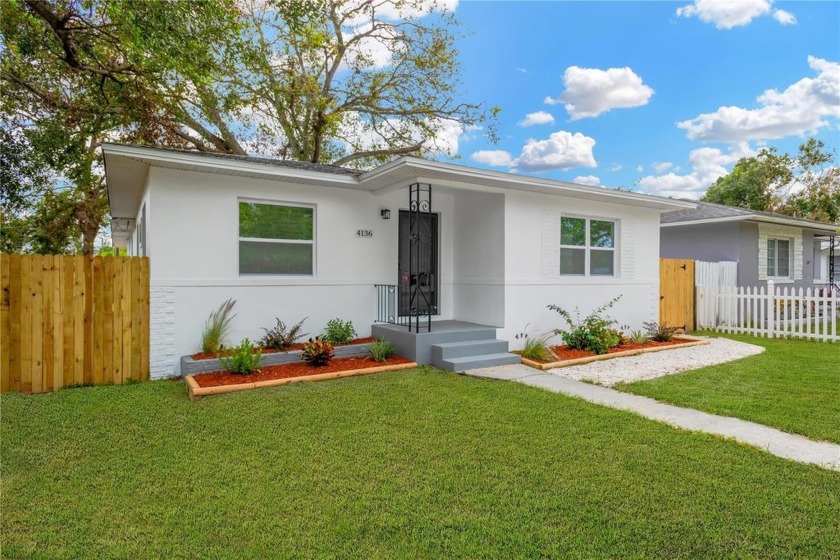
left=356, top=229, right=373, bottom=238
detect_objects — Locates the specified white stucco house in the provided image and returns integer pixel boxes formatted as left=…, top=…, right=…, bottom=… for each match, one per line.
left=103, top=143, right=694, bottom=378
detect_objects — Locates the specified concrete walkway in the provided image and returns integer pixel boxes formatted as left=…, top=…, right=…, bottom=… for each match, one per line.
left=466, top=364, right=840, bottom=472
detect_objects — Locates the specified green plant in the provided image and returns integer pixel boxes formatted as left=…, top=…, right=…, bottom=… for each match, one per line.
left=514, top=324, right=554, bottom=361
left=260, top=317, right=308, bottom=350
left=201, top=299, right=236, bottom=354
left=643, top=321, right=680, bottom=342
left=368, top=339, right=397, bottom=362
left=219, top=338, right=262, bottom=375
left=322, top=318, right=357, bottom=345
left=301, top=337, right=335, bottom=366
left=628, top=329, right=649, bottom=344
left=548, top=295, right=623, bottom=355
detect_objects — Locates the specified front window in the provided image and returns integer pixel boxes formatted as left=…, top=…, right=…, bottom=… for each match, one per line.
left=560, top=216, right=616, bottom=276
left=766, top=238, right=791, bottom=278
left=239, top=201, right=314, bottom=275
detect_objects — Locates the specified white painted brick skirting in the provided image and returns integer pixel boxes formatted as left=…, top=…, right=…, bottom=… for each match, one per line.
left=150, top=287, right=176, bottom=379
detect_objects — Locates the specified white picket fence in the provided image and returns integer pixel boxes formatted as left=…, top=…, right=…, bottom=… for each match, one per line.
left=697, top=281, right=839, bottom=342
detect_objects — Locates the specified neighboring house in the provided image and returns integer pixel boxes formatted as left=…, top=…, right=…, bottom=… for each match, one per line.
left=103, top=143, right=693, bottom=378
left=660, top=201, right=838, bottom=288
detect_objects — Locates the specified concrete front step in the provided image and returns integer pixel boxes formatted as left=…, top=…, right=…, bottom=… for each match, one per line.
left=436, top=352, right=522, bottom=372
left=431, top=339, right=510, bottom=361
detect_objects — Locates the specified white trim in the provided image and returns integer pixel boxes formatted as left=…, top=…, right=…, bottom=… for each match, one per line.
left=662, top=214, right=837, bottom=233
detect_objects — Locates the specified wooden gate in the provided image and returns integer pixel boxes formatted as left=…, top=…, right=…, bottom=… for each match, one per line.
left=1, top=254, right=149, bottom=394
left=660, top=258, right=695, bottom=332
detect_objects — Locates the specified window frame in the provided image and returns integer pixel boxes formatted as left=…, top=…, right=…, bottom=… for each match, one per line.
left=559, top=215, right=618, bottom=277
left=237, top=198, right=317, bottom=277
left=766, top=236, right=793, bottom=280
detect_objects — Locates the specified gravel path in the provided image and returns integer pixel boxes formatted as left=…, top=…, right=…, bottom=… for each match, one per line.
left=547, top=337, right=765, bottom=387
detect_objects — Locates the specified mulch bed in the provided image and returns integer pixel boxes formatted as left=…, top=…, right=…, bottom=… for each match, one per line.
left=192, top=355, right=413, bottom=388
left=190, top=337, right=377, bottom=360
left=527, top=337, right=695, bottom=364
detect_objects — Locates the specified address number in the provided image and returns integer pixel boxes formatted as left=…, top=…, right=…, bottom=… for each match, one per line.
left=356, top=229, right=373, bottom=238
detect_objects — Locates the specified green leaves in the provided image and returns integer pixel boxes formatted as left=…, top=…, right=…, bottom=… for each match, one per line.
left=702, top=139, right=839, bottom=224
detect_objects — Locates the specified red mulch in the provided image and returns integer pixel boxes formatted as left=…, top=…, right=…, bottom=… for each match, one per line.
left=192, top=355, right=413, bottom=388
left=528, top=337, right=694, bottom=364
left=190, top=337, right=377, bottom=360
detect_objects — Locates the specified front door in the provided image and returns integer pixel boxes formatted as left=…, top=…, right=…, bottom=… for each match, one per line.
left=398, top=210, right=438, bottom=316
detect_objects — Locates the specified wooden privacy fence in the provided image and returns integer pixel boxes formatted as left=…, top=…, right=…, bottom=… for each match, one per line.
left=697, top=281, right=839, bottom=342
left=1, top=255, right=150, bottom=394
left=660, top=258, right=695, bottom=331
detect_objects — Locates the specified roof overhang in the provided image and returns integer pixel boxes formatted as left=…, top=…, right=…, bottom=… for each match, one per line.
left=103, top=144, right=696, bottom=218
left=357, top=157, right=695, bottom=211
left=662, top=214, right=838, bottom=234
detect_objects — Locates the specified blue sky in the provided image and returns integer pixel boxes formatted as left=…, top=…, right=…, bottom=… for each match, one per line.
left=443, top=0, right=840, bottom=199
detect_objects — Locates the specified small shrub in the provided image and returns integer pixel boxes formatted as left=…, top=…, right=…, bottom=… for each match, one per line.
left=514, top=324, right=554, bottom=361
left=322, top=318, right=357, bottom=345
left=201, top=299, right=236, bottom=354
left=548, top=295, right=623, bottom=355
left=368, top=339, right=397, bottom=362
left=219, top=338, right=261, bottom=375
left=628, top=329, right=649, bottom=344
left=643, top=321, right=681, bottom=342
left=521, top=335, right=554, bottom=362
left=301, top=337, right=335, bottom=366
left=260, top=317, right=308, bottom=350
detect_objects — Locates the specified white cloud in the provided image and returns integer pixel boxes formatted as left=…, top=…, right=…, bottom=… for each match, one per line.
left=609, top=163, right=623, bottom=172
left=636, top=165, right=644, bottom=172
left=676, top=0, right=773, bottom=29
left=342, top=0, right=458, bottom=24
left=471, top=149, right=514, bottom=167
left=773, top=9, right=796, bottom=25
left=652, top=161, right=674, bottom=173
left=637, top=142, right=755, bottom=199
left=545, top=66, right=654, bottom=120
left=516, top=67, right=528, bottom=73
left=518, top=111, right=555, bottom=127
left=678, top=56, right=840, bottom=142
left=470, top=131, right=598, bottom=172
left=516, top=131, right=598, bottom=172
left=573, top=175, right=601, bottom=186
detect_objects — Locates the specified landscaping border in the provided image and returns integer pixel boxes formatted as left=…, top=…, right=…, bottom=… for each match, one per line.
left=520, top=336, right=710, bottom=370
left=185, top=361, right=418, bottom=400
left=180, top=342, right=375, bottom=375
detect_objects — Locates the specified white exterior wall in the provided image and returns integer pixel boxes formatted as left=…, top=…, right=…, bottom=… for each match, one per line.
left=140, top=165, right=665, bottom=376
left=452, top=190, right=505, bottom=326
left=500, top=190, right=661, bottom=348
left=145, top=166, right=457, bottom=376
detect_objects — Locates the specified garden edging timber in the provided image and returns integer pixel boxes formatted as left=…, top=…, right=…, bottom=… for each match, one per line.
left=520, top=336, right=710, bottom=370
left=180, top=342, right=375, bottom=375
left=185, top=361, right=418, bottom=400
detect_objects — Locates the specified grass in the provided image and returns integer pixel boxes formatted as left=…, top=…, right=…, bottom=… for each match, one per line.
left=2, top=368, right=839, bottom=558
left=617, top=332, right=840, bottom=444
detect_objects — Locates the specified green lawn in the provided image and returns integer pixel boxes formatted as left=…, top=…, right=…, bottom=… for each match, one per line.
left=2, top=369, right=839, bottom=559
left=617, top=333, right=840, bottom=444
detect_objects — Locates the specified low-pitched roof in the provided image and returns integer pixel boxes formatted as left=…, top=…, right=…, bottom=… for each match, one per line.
left=102, top=143, right=695, bottom=219
left=661, top=201, right=837, bottom=233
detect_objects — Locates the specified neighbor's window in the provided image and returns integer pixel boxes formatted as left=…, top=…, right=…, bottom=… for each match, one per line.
left=239, top=201, right=314, bottom=275
left=766, top=238, right=791, bottom=278
left=560, top=217, right=616, bottom=276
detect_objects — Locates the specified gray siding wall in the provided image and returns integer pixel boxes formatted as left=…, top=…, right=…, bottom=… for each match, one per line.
left=660, top=222, right=741, bottom=262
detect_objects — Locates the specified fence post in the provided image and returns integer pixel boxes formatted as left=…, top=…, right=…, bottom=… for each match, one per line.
left=767, top=280, right=775, bottom=339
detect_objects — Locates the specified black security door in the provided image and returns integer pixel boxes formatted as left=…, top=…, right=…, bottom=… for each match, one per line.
left=398, top=209, right=438, bottom=324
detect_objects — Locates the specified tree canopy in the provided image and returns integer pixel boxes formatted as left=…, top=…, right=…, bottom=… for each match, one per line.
left=702, top=139, right=840, bottom=225
left=2, top=0, right=494, bottom=254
